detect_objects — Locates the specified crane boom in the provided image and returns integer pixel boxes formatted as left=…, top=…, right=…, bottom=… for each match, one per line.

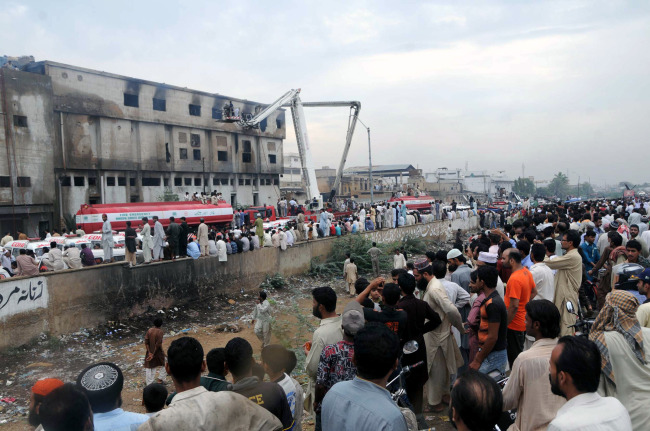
left=236, top=89, right=361, bottom=206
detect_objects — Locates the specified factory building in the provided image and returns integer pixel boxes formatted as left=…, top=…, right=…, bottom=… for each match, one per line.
left=0, top=60, right=285, bottom=236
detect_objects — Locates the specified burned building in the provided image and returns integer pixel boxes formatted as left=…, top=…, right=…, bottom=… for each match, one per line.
left=0, top=60, right=285, bottom=236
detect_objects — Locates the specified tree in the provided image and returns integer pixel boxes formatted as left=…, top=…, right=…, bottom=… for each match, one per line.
left=512, top=177, right=536, bottom=197
left=569, top=182, right=594, bottom=197
left=548, top=172, right=569, bottom=198
left=157, top=187, right=180, bottom=202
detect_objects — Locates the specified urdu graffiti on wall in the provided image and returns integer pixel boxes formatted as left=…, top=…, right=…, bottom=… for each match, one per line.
left=0, top=277, right=49, bottom=321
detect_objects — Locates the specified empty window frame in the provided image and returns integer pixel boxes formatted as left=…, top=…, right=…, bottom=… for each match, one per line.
left=193, top=149, right=201, bottom=160
left=142, top=177, right=161, bottom=186
left=106, top=177, right=116, bottom=186
left=73, top=176, right=85, bottom=186
left=189, top=104, right=201, bottom=116
left=190, top=133, right=200, bottom=147
left=268, top=154, right=277, bottom=164
left=217, top=151, right=228, bottom=161
left=179, top=148, right=188, bottom=159
left=13, top=115, right=28, bottom=127
left=153, top=98, right=166, bottom=111
left=60, top=176, right=71, bottom=187
left=194, top=177, right=201, bottom=186
left=0, top=176, right=10, bottom=187
left=118, top=177, right=126, bottom=186
left=124, top=93, right=139, bottom=107
left=174, top=177, right=182, bottom=186
left=184, top=177, right=192, bottom=186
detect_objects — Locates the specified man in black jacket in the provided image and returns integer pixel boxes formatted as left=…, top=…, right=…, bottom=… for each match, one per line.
left=396, top=271, right=442, bottom=415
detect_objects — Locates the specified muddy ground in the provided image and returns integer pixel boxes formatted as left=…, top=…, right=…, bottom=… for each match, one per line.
left=0, top=274, right=454, bottom=431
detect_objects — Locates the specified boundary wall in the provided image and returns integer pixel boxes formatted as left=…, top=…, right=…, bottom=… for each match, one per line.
left=0, top=216, right=478, bottom=349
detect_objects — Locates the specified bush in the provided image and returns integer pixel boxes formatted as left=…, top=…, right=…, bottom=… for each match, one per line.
left=260, top=273, right=287, bottom=290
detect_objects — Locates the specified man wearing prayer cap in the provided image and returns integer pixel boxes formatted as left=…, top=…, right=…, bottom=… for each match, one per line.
left=29, top=378, right=64, bottom=431
left=77, top=362, right=149, bottom=431
left=475, top=252, right=505, bottom=297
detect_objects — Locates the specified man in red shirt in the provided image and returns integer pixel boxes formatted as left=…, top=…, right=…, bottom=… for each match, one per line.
left=502, top=248, right=537, bottom=367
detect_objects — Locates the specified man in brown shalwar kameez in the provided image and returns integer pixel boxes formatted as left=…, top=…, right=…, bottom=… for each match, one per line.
left=144, top=317, right=167, bottom=385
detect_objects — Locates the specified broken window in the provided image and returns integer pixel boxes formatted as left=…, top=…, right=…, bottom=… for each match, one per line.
left=74, top=176, right=85, bottom=186
left=190, top=133, right=200, bottom=147
left=129, top=178, right=136, bottom=187
left=88, top=177, right=97, bottom=186
left=221, top=178, right=229, bottom=185
left=106, top=177, right=115, bottom=186
left=60, top=176, right=71, bottom=187
left=124, top=93, right=139, bottom=107
left=179, top=148, right=188, bottom=159
left=163, top=178, right=169, bottom=187
left=268, top=154, right=277, bottom=164
left=212, top=108, right=222, bottom=120
left=217, top=151, right=228, bottom=162
left=193, top=149, right=201, bottom=160
left=194, top=177, right=201, bottom=186
left=13, top=115, right=28, bottom=127
left=273, top=178, right=279, bottom=186
left=0, top=177, right=10, bottom=187
left=153, top=98, right=166, bottom=111
left=242, top=140, right=252, bottom=164
left=189, top=104, right=201, bottom=116
left=245, top=179, right=251, bottom=186
left=118, top=177, right=126, bottom=186
left=142, top=177, right=161, bottom=186
left=174, top=177, right=182, bottom=186
left=184, top=177, right=192, bottom=186
left=239, top=179, right=244, bottom=186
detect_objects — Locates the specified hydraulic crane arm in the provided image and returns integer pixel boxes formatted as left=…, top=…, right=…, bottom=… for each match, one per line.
left=238, top=89, right=301, bottom=129
left=284, top=101, right=361, bottom=201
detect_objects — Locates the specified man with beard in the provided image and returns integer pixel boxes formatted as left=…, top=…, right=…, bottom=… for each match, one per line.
left=28, top=378, right=64, bottom=430
left=396, top=269, right=442, bottom=416
left=304, top=287, right=342, bottom=417
left=502, top=300, right=565, bottom=431
left=419, top=261, right=464, bottom=412
left=548, top=336, right=631, bottom=431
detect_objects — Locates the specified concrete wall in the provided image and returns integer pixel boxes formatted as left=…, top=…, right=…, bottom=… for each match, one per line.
left=0, top=68, right=56, bottom=236
left=0, top=216, right=477, bottom=349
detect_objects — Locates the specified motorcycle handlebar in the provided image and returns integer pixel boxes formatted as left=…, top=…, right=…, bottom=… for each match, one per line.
left=403, top=361, right=424, bottom=373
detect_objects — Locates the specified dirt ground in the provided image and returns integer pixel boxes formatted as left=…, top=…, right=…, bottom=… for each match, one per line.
left=0, top=275, right=453, bottom=431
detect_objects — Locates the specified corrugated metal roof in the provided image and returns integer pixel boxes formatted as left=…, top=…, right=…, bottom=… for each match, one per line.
left=344, top=164, right=416, bottom=174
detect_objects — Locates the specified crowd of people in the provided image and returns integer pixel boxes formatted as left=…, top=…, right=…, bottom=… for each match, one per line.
left=11, top=195, right=650, bottom=430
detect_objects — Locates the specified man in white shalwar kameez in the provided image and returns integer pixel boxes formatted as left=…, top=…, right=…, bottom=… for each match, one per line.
left=101, top=214, right=114, bottom=263
left=141, top=217, right=153, bottom=263
left=153, top=216, right=165, bottom=261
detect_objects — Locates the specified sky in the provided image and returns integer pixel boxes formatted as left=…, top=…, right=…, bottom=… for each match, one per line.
left=2, top=0, right=649, bottom=186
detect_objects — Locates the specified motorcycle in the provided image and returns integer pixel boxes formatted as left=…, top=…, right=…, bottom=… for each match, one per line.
left=487, top=370, right=517, bottom=431
left=389, top=340, right=430, bottom=431
left=565, top=300, right=595, bottom=337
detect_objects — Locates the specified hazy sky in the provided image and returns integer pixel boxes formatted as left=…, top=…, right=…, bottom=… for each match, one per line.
left=3, top=1, right=649, bottom=186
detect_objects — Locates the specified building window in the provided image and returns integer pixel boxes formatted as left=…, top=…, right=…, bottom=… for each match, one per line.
left=124, top=93, right=139, bottom=107
left=118, top=177, right=126, bottom=186
left=194, top=177, right=201, bottom=186
left=153, top=98, right=166, bottom=111
left=106, top=177, right=116, bottom=186
left=142, top=177, right=161, bottom=186
left=13, top=115, right=28, bottom=127
left=245, top=179, right=251, bottom=186
left=88, top=177, right=97, bottom=186
left=212, top=178, right=219, bottom=186
left=193, top=149, right=201, bottom=160
left=273, top=178, right=279, bottom=186
left=189, top=104, right=201, bottom=116
left=178, top=132, right=187, bottom=143
left=253, top=179, right=257, bottom=186
left=174, top=177, right=182, bottom=186
left=184, top=177, right=192, bottom=186
left=74, top=176, right=85, bottom=186
left=266, top=179, right=272, bottom=186
left=239, top=179, right=244, bottom=186
left=0, top=176, right=10, bottom=187
left=217, top=151, right=228, bottom=162
left=129, top=178, right=136, bottom=187
left=212, top=108, right=222, bottom=120
left=242, top=140, right=252, bottom=163
left=60, top=176, right=71, bottom=187
left=190, top=133, right=200, bottom=147
left=269, top=154, right=277, bottom=164
left=163, top=178, right=169, bottom=187
left=221, top=178, right=229, bottom=185
left=179, top=148, right=188, bottom=159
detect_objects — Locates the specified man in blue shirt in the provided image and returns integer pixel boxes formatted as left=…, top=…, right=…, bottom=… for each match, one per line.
left=186, top=237, right=201, bottom=259
left=77, top=362, right=149, bottom=431
left=581, top=230, right=600, bottom=281
left=322, top=323, right=408, bottom=431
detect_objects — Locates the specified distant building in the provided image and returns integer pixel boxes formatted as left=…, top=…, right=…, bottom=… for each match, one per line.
left=0, top=60, right=285, bottom=236
left=280, top=152, right=306, bottom=202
